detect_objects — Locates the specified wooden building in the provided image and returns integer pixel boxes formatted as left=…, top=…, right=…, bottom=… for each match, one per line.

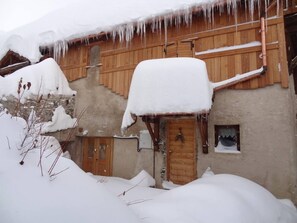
left=1, top=0, right=297, bottom=203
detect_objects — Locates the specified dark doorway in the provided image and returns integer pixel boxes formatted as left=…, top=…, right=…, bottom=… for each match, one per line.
left=285, top=13, right=297, bottom=93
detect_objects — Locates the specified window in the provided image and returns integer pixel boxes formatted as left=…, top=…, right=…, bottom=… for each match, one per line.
left=215, top=125, right=240, bottom=153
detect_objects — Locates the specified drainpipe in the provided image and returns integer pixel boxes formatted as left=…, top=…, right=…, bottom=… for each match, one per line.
left=260, top=16, right=268, bottom=74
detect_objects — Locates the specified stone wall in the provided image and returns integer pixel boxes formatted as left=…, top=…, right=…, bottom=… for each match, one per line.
left=0, top=95, right=75, bottom=122
left=0, top=94, right=76, bottom=143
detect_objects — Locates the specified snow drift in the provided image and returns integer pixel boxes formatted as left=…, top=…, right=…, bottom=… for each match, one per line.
left=131, top=174, right=297, bottom=223
left=0, top=111, right=139, bottom=223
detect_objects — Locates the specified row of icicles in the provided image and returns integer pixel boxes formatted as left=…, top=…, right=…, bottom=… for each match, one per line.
left=52, top=0, right=279, bottom=61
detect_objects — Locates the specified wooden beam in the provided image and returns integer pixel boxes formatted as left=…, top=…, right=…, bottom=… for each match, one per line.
left=0, top=61, right=30, bottom=76
left=197, top=114, right=209, bottom=154
left=142, top=116, right=160, bottom=151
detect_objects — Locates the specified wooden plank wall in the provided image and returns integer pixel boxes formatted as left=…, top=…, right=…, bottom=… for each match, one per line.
left=58, top=45, right=88, bottom=81
left=59, top=2, right=289, bottom=98
left=195, top=18, right=287, bottom=89
left=284, top=0, right=297, bottom=15
left=96, top=3, right=288, bottom=98
left=99, top=44, right=164, bottom=98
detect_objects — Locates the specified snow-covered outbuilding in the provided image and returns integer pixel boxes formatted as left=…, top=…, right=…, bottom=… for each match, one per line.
left=0, top=0, right=297, bottom=204
left=122, top=57, right=213, bottom=158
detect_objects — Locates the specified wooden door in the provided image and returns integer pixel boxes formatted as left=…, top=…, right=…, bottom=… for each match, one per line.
left=167, top=119, right=197, bottom=185
left=82, top=137, right=113, bottom=176
left=94, top=137, right=113, bottom=176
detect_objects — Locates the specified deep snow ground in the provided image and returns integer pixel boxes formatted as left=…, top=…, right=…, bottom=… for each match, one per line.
left=1, top=111, right=297, bottom=223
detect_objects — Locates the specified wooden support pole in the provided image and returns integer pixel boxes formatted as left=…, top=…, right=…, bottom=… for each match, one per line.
left=197, top=114, right=209, bottom=154
left=142, top=116, right=160, bottom=151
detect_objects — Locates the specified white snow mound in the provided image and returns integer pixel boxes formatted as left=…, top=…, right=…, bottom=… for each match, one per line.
left=131, top=174, right=297, bottom=223
left=0, top=58, right=76, bottom=103
left=122, top=57, right=213, bottom=129
left=0, top=111, right=139, bottom=223
left=41, top=105, right=77, bottom=133
left=129, top=170, right=156, bottom=187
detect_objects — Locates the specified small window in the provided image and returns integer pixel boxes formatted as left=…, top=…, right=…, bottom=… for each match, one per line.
left=215, top=125, right=240, bottom=153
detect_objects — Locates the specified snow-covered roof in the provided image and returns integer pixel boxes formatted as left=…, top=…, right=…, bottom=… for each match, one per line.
left=121, top=57, right=213, bottom=129
left=0, top=58, right=76, bottom=103
left=0, top=0, right=261, bottom=63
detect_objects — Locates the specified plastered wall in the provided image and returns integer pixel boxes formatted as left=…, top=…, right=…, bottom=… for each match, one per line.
left=69, top=45, right=297, bottom=203
left=201, top=85, right=297, bottom=203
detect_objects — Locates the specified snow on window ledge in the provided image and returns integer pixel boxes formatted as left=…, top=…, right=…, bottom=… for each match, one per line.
left=214, top=141, right=241, bottom=154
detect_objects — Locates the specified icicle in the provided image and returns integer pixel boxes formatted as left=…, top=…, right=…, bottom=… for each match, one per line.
left=183, top=7, right=192, bottom=26
left=137, top=21, right=146, bottom=38
left=164, top=16, right=169, bottom=46
left=125, top=23, right=135, bottom=42
left=53, top=40, right=68, bottom=62
left=284, top=0, right=288, bottom=11
left=150, top=17, right=156, bottom=33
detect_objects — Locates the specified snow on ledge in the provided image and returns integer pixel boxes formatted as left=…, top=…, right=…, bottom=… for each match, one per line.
left=195, top=41, right=261, bottom=56
left=121, top=58, right=213, bottom=129
left=41, top=105, right=77, bottom=133
left=211, top=67, right=264, bottom=90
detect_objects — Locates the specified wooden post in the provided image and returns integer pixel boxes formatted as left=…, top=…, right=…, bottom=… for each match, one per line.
left=142, top=116, right=160, bottom=151
left=197, top=114, right=209, bottom=154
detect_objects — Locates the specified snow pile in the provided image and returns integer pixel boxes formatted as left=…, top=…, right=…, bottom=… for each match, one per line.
left=91, top=173, right=164, bottom=205
left=122, top=57, right=213, bottom=129
left=201, top=166, right=215, bottom=178
left=41, top=105, right=77, bottom=133
left=130, top=170, right=156, bottom=187
left=0, top=111, right=140, bottom=223
left=1, top=109, right=297, bottom=223
left=131, top=174, right=297, bottom=223
left=195, top=41, right=262, bottom=55
left=162, top=181, right=181, bottom=190
left=212, top=67, right=264, bottom=90
left=0, top=0, right=263, bottom=62
left=0, top=58, right=76, bottom=103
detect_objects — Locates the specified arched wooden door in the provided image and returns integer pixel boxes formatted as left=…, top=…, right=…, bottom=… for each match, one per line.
left=166, top=118, right=197, bottom=185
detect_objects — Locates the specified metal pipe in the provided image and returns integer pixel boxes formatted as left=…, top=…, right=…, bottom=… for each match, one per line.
left=112, top=135, right=140, bottom=152
left=260, top=16, right=268, bottom=74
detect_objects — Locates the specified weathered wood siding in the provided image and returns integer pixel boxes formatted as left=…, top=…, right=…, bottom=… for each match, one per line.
left=60, top=3, right=290, bottom=98
left=58, top=45, right=89, bottom=81
left=284, top=0, right=297, bottom=15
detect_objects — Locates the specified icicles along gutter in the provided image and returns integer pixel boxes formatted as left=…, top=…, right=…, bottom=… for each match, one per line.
left=51, top=0, right=276, bottom=61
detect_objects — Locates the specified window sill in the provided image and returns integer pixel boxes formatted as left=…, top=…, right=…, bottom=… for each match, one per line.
left=214, top=147, right=241, bottom=154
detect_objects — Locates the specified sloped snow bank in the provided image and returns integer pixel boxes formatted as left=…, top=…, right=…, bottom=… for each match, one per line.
left=41, top=105, right=77, bottom=133
left=91, top=172, right=164, bottom=206
left=0, top=111, right=140, bottom=223
left=130, top=170, right=156, bottom=187
left=131, top=174, right=297, bottom=223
